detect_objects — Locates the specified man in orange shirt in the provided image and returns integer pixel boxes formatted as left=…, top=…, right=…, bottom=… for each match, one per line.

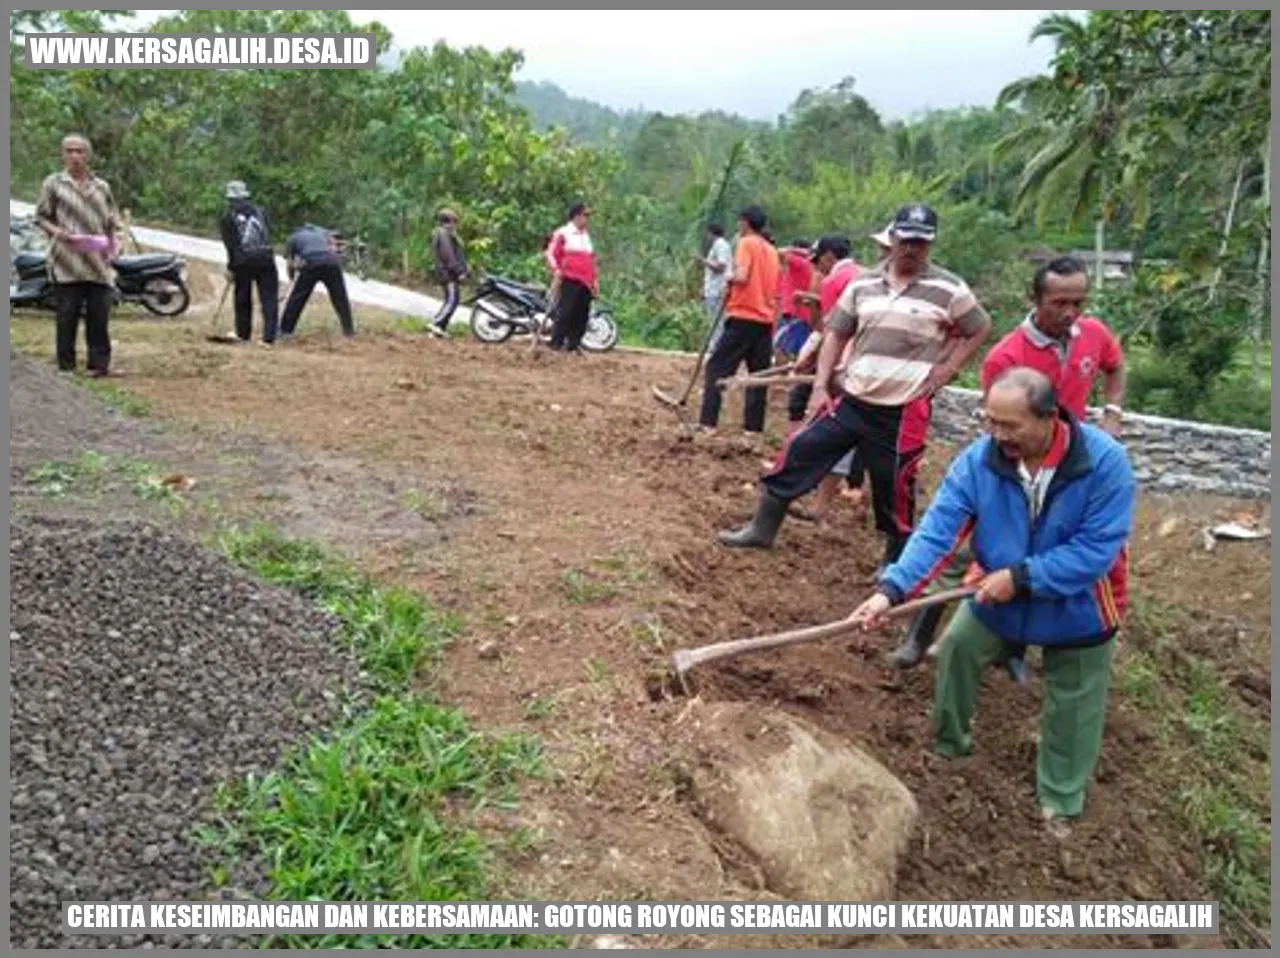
left=698, top=204, right=781, bottom=440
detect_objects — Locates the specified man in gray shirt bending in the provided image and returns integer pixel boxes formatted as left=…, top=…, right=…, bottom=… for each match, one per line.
left=279, top=224, right=355, bottom=340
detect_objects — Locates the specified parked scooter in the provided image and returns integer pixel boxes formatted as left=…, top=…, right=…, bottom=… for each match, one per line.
left=464, top=273, right=619, bottom=352
left=9, top=240, right=191, bottom=317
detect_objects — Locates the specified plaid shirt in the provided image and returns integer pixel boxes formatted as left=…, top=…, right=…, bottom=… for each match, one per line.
left=35, top=170, right=121, bottom=285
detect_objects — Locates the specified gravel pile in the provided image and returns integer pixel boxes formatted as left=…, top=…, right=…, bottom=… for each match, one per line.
left=10, top=516, right=366, bottom=949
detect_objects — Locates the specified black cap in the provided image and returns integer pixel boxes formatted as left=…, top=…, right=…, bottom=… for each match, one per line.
left=810, top=234, right=852, bottom=262
left=890, top=203, right=938, bottom=241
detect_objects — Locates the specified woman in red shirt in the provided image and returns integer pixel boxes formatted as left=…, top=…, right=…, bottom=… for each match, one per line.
left=544, top=202, right=598, bottom=354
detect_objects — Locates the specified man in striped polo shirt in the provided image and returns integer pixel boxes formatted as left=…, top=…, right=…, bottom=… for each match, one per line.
left=719, top=204, right=993, bottom=570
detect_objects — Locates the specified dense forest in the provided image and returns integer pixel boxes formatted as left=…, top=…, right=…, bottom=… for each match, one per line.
left=9, top=9, right=1271, bottom=428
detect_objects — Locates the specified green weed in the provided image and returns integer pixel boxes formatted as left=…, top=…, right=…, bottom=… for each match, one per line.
left=207, top=524, right=558, bottom=948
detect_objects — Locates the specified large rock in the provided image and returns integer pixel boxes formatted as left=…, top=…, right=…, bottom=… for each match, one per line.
left=683, top=702, right=917, bottom=901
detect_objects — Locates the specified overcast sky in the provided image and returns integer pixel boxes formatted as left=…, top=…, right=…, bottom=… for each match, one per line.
left=357, top=9, right=1078, bottom=121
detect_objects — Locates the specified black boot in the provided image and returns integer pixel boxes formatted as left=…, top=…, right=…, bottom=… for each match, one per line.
left=718, top=491, right=790, bottom=549
left=889, top=603, right=945, bottom=669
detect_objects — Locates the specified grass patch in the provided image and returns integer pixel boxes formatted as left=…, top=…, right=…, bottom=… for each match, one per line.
left=218, top=524, right=457, bottom=689
left=560, top=568, right=618, bottom=605
left=205, top=524, right=558, bottom=948
left=79, top=377, right=152, bottom=416
left=522, top=696, right=558, bottom=721
left=1116, top=600, right=1271, bottom=947
left=561, top=550, right=652, bottom=605
left=400, top=487, right=451, bottom=521
left=26, top=451, right=183, bottom=513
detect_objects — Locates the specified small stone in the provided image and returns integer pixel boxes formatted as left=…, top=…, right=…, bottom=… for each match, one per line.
left=107, top=629, right=122, bottom=639
left=1126, top=875, right=1159, bottom=900
left=592, top=935, right=635, bottom=949
left=477, top=640, right=501, bottom=660
left=1058, top=849, right=1085, bottom=881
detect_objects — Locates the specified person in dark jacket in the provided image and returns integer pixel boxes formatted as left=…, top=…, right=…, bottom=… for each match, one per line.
left=848, top=366, right=1135, bottom=834
left=278, top=223, right=355, bottom=340
left=428, top=207, right=468, bottom=338
left=218, top=181, right=280, bottom=345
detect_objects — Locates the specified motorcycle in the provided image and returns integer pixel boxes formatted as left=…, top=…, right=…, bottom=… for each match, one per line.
left=9, top=234, right=191, bottom=317
left=464, top=273, right=619, bottom=352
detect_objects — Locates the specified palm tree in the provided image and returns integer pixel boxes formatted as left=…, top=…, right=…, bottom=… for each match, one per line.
left=992, top=13, right=1146, bottom=290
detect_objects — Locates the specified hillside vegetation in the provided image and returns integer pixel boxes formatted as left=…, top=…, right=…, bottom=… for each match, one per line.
left=9, top=9, right=1271, bottom=427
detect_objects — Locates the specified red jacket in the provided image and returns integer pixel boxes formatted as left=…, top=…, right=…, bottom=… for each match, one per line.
left=547, top=223, right=597, bottom=290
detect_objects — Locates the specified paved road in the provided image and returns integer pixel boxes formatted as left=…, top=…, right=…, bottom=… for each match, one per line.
left=11, top=198, right=446, bottom=322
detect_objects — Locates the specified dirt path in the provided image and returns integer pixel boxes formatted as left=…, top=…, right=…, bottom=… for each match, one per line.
left=9, top=303, right=1270, bottom=948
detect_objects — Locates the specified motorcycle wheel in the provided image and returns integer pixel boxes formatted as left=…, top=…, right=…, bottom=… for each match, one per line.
left=580, top=310, right=620, bottom=352
left=469, top=302, right=515, bottom=344
left=140, top=278, right=190, bottom=317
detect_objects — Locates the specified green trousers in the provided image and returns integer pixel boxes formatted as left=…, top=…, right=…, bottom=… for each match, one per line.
left=924, top=545, right=970, bottom=593
left=932, top=601, right=1114, bottom=817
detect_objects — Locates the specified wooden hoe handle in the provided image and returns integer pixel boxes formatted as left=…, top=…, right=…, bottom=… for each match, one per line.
left=670, top=587, right=976, bottom=679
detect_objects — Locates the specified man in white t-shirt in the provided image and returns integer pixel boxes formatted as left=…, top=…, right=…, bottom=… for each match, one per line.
left=693, top=221, right=733, bottom=349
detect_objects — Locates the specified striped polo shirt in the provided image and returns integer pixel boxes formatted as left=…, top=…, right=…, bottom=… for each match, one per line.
left=826, top=261, right=989, bottom=407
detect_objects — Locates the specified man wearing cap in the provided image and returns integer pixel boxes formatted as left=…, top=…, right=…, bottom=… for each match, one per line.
left=888, top=254, right=1127, bottom=670
left=719, top=203, right=993, bottom=570
left=35, top=133, right=123, bottom=376
left=218, top=180, right=280, bottom=345
left=427, top=208, right=468, bottom=338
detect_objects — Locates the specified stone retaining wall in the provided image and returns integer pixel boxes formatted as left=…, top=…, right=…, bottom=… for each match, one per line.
left=930, top=387, right=1272, bottom=501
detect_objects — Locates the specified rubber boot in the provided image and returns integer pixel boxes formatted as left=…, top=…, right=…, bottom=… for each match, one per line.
left=718, top=491, right=790, bottom=549
left=1006, top=652, right=1030, bottom=684
left=889, top=604, right=945, bottom=670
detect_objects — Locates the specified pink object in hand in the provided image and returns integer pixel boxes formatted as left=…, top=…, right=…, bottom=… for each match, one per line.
left=65, top=233, right=112, bottom=254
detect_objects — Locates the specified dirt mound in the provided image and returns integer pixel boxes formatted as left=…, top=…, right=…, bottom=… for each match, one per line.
left=9, top=348, right=162, bottom=476
left=9, top=515, right=365, bottom=948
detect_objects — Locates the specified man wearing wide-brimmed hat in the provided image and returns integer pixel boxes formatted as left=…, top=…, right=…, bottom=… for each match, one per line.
left=218, top=180, right=280, bottom=345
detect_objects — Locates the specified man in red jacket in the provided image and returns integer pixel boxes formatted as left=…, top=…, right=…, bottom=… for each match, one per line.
left=889, top=254, right=1128, bottom=670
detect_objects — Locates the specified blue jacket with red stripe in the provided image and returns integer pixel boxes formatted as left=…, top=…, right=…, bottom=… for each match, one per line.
left=879, top=412, right=1134, bottom=648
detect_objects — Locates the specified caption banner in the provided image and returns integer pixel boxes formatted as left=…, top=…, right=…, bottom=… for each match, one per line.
left=65, top=901, right=1219, bottom=936
left=24, top=33, right=377, bottom=69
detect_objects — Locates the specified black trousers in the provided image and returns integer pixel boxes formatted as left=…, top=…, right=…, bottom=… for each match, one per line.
left=55, top=282, right=112, bottom=373
left=434, top=279, right=461, bottom=331
left=280, top=263, right=354, bottom=336
left=763, top=392, right=932, bottom=546
left=232, top=259, right=280, bottom=343
left=699, top=318, right=773, bottom=432
left=787, top=381, right=866, bottom=488
left=549, top=278, right=592, bottom=351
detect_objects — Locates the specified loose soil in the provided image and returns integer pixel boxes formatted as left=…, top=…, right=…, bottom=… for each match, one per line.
left=9, top=292, right=1271, bottom=949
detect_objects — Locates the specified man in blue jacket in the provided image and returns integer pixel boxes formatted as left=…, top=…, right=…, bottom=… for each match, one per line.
left=848, top=367, right=1135, bottom=832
